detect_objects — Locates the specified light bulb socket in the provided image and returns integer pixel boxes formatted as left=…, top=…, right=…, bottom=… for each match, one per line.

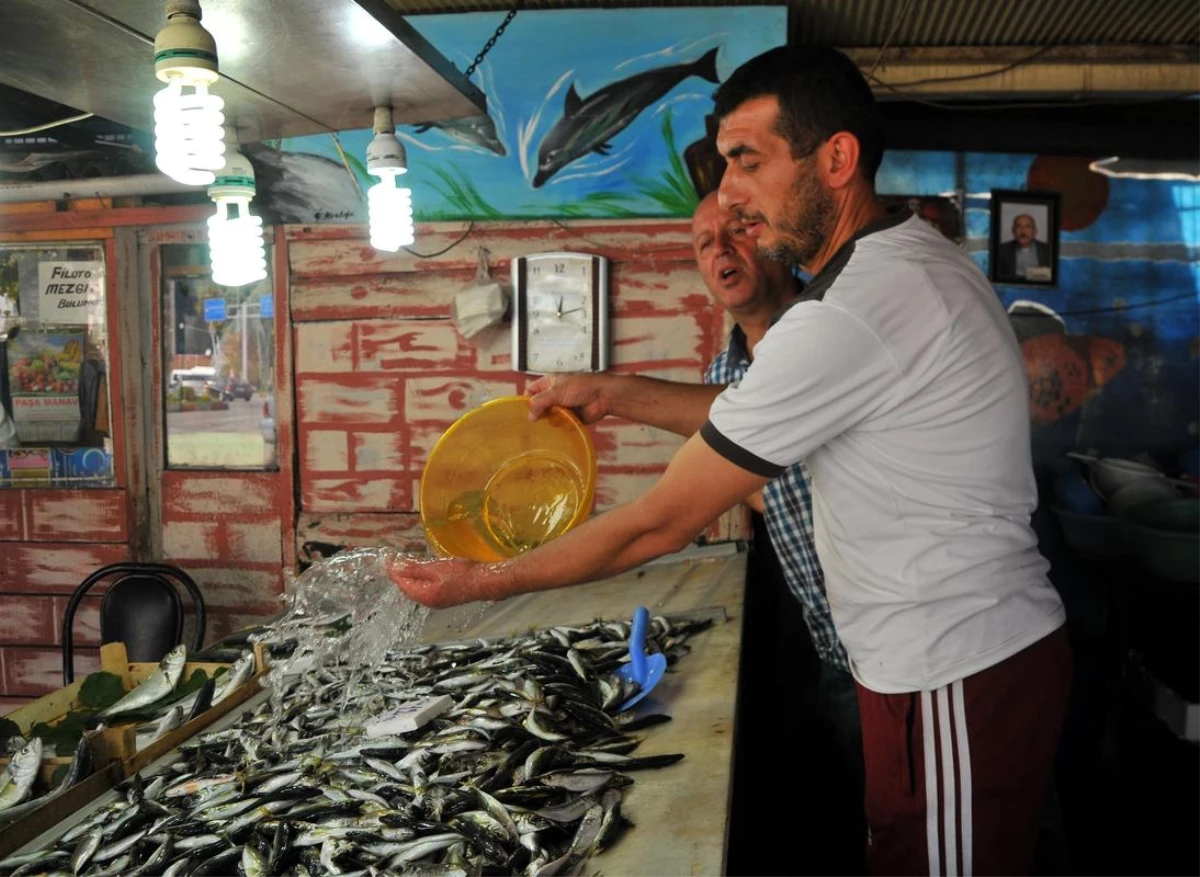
left=207, top=127, right=256, bottom=199
left=366, top=131, right=407, bottom=176
left=154, top=0, right=219, bottom=84
left=366, top=106, right=407, bottom=175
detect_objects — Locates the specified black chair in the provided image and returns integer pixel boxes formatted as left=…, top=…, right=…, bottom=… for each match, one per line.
left=61, top=562, right=206, bottom=684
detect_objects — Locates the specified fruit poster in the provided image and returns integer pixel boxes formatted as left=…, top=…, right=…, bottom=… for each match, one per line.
left=8, top=330, right=84, bottom=426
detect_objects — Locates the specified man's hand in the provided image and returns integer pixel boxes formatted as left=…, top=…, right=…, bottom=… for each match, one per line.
left=388, top=556, right=482, bottom=608
left=744, top=489, right=766, bottom=515
left=528, top=374, right=613, bottom=423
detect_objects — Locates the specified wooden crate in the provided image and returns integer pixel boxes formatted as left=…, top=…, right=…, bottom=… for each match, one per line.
left=111, top=642, right=268, bottom=778
left=1, top=641, right=266, bottom=786
left=0, top=642, right=267, bottom=857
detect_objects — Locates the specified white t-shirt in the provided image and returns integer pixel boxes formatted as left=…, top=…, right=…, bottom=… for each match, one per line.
left=702, top=212, right=1064, bottom=694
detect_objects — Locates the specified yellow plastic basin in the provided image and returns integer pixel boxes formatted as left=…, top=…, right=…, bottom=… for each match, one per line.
left=420, top=396, right=597, bottom=561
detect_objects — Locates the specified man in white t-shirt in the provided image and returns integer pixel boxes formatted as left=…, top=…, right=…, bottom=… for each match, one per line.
left=391, top=45, right=1070, bottom=876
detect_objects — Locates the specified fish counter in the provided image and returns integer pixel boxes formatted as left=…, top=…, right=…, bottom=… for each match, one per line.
left=2, top=549, right=748, bottom=876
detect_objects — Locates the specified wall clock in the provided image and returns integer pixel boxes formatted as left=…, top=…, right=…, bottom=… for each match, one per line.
left=511, top=251, right=609, bottom=374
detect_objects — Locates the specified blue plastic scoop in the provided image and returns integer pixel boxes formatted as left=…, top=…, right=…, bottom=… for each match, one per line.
left=614, top=606, right=668, bottom=710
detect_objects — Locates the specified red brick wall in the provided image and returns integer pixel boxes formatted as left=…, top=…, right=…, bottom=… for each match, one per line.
left=289, top=219, right=750, bottom=560
left=157, top=472, right=288, bottom=645
left=0, top=218, right=751, bottom=711
left=0, top=489, right=132, bottom=709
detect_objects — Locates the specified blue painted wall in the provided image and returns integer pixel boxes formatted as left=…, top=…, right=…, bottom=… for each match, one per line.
left=272, top=7, right=786, bottom=220
left=879, top=151, right=1199, bottom=469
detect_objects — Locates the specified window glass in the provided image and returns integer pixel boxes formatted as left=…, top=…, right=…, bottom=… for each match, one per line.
left=161, top=244, right=277, bottom=469
left=0, top=243, right=115, bottom=488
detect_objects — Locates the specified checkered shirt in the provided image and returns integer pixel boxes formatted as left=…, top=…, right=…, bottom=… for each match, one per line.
left=705, top=325, right=851, bottom=671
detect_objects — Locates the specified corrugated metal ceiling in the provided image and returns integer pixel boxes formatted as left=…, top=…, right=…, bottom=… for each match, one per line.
left=385, top=0, right=1200, bottom=47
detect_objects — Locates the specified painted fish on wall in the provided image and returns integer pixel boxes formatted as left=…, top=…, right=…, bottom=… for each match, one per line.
left=1008, top=300, right=1127, bottom=425
left=532, top=47, right=720, bottom=187
left=412, top=115, right=507, bottom=156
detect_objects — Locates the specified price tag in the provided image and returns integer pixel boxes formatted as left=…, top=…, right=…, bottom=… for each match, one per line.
left=365, top=694, right=454, bottom=737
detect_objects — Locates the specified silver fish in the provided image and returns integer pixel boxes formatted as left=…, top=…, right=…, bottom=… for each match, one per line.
left=70, top=826, right=103, bottom=875
left=0, top=735, right=91, bottom=824
left=138, top=704, right=185, bottom=748
left=86, top=852, right=132, bottom=877
left=0, top=850, right=67, bottom=872
left=100, top=644, right=187, bottom=718
left=212, top=651, right=257, bottom=706
left=0, top=737, right=42, bottom=812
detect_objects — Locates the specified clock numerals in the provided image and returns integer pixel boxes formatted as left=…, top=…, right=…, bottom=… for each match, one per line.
left=515, top=252, right=608, bottom=374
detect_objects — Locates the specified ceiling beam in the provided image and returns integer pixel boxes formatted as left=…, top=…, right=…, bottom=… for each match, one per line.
left=842, top=45, right=1199, bottom=99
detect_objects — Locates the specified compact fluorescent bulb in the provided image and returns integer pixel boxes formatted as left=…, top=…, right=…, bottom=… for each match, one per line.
left=153, top=0, right=226, bottom=186
left=207, top=130, right=267, bottom=287
left=366, top=106, right=415, bottom=252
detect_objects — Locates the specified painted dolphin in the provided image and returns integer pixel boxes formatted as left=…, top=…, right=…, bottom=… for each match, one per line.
left=533, top=47, right=720, bottom=188
left=412, top=115, right=507, bottom=156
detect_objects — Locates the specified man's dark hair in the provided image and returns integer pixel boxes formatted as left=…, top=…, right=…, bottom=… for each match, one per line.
left=713, top=46, right=885, bottom=186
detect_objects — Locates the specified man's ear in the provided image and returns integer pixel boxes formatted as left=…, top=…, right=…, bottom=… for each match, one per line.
left=822, top=131, right=862, bottom=190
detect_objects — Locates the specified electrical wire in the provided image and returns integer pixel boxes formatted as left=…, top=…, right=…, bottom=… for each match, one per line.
left=404, top=221, right=476, bottom=258
left=0, top=112, right=94, bottom=137
left=328, top=131, right=365, bottom=201
left=864, top=45, right=1198, bottom=110
left=866, top=0, right=919, bottom=82
left=868, top=45, right=1057, bottom=88
left=550, top=218, right=611, bottom=250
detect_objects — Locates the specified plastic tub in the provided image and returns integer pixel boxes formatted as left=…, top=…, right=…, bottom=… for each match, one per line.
left=1119, top=498, right=1200, bottom=583
left=420, top=396, right=596, bottom=562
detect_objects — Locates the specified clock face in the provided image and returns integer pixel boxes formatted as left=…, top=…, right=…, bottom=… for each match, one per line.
left=513, top=253, right=609, bottom=373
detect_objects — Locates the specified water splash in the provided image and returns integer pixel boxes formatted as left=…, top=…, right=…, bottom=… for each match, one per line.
left=254, top=546, right=492, bottom=733
left=257, top=547, right=428, bottom=718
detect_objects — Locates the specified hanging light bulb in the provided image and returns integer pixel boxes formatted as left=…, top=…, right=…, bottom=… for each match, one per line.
left=207, top=127, right=267, bottom=288
left=153, top=0, right=226, bottom=186
left=366, top=106, right=415, bottom=252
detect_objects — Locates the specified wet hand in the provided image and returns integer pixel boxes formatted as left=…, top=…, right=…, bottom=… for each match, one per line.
left=527, top=374, right=611, bottom=423
left=388, top=556, right=480, bottom=608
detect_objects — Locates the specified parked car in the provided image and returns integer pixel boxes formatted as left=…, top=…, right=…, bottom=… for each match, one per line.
left=170, top=367, right=219, bottom=400
left=209, top=375, right=255, bottom=402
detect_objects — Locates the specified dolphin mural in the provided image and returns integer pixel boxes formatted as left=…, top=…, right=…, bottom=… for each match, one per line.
left=411, top=114, right=507, bottom=156
left=532, top=46, right=720, bottom=188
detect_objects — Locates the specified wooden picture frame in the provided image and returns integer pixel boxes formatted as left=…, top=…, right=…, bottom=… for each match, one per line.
left=989, top=190, right=1061, bottom=287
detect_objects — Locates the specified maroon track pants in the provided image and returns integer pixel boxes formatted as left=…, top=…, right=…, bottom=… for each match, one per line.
left=856, top=627, right=1071, bottom=876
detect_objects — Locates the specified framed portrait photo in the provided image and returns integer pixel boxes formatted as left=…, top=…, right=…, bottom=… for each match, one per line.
left=989, top=190, right=1060, bottom=287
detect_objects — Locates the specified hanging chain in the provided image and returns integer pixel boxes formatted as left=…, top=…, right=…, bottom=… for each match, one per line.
left=463, top=1, right=522, bottom=81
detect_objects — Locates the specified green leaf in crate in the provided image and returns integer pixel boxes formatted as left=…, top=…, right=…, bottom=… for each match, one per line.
left=0, top=716, right=21, bottom=744
left=29, top=712, right=88, bottom=754
left=79, top=671, right=127, bottom=710
left=175, top=668, right=211, bottom=698
left=50, top=763, right=69, bottom=786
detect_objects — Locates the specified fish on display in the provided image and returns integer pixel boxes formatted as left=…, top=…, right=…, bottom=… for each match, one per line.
left=1008, top=300, right=1127, bottom=425
left=99, top=644, right=187, bottom=719
left=211, top=651, right=257, bottom=707
left=532, top=46, right=720, bottom=188
left=135, top=705, right=186, bottom=751
left=0, top=614, right=713, bottom=876
left=0, top=734, right=92, bottom=824
left=411, top=115, right=507, bottom=156
left=0, top=737, right=41, bottom=813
